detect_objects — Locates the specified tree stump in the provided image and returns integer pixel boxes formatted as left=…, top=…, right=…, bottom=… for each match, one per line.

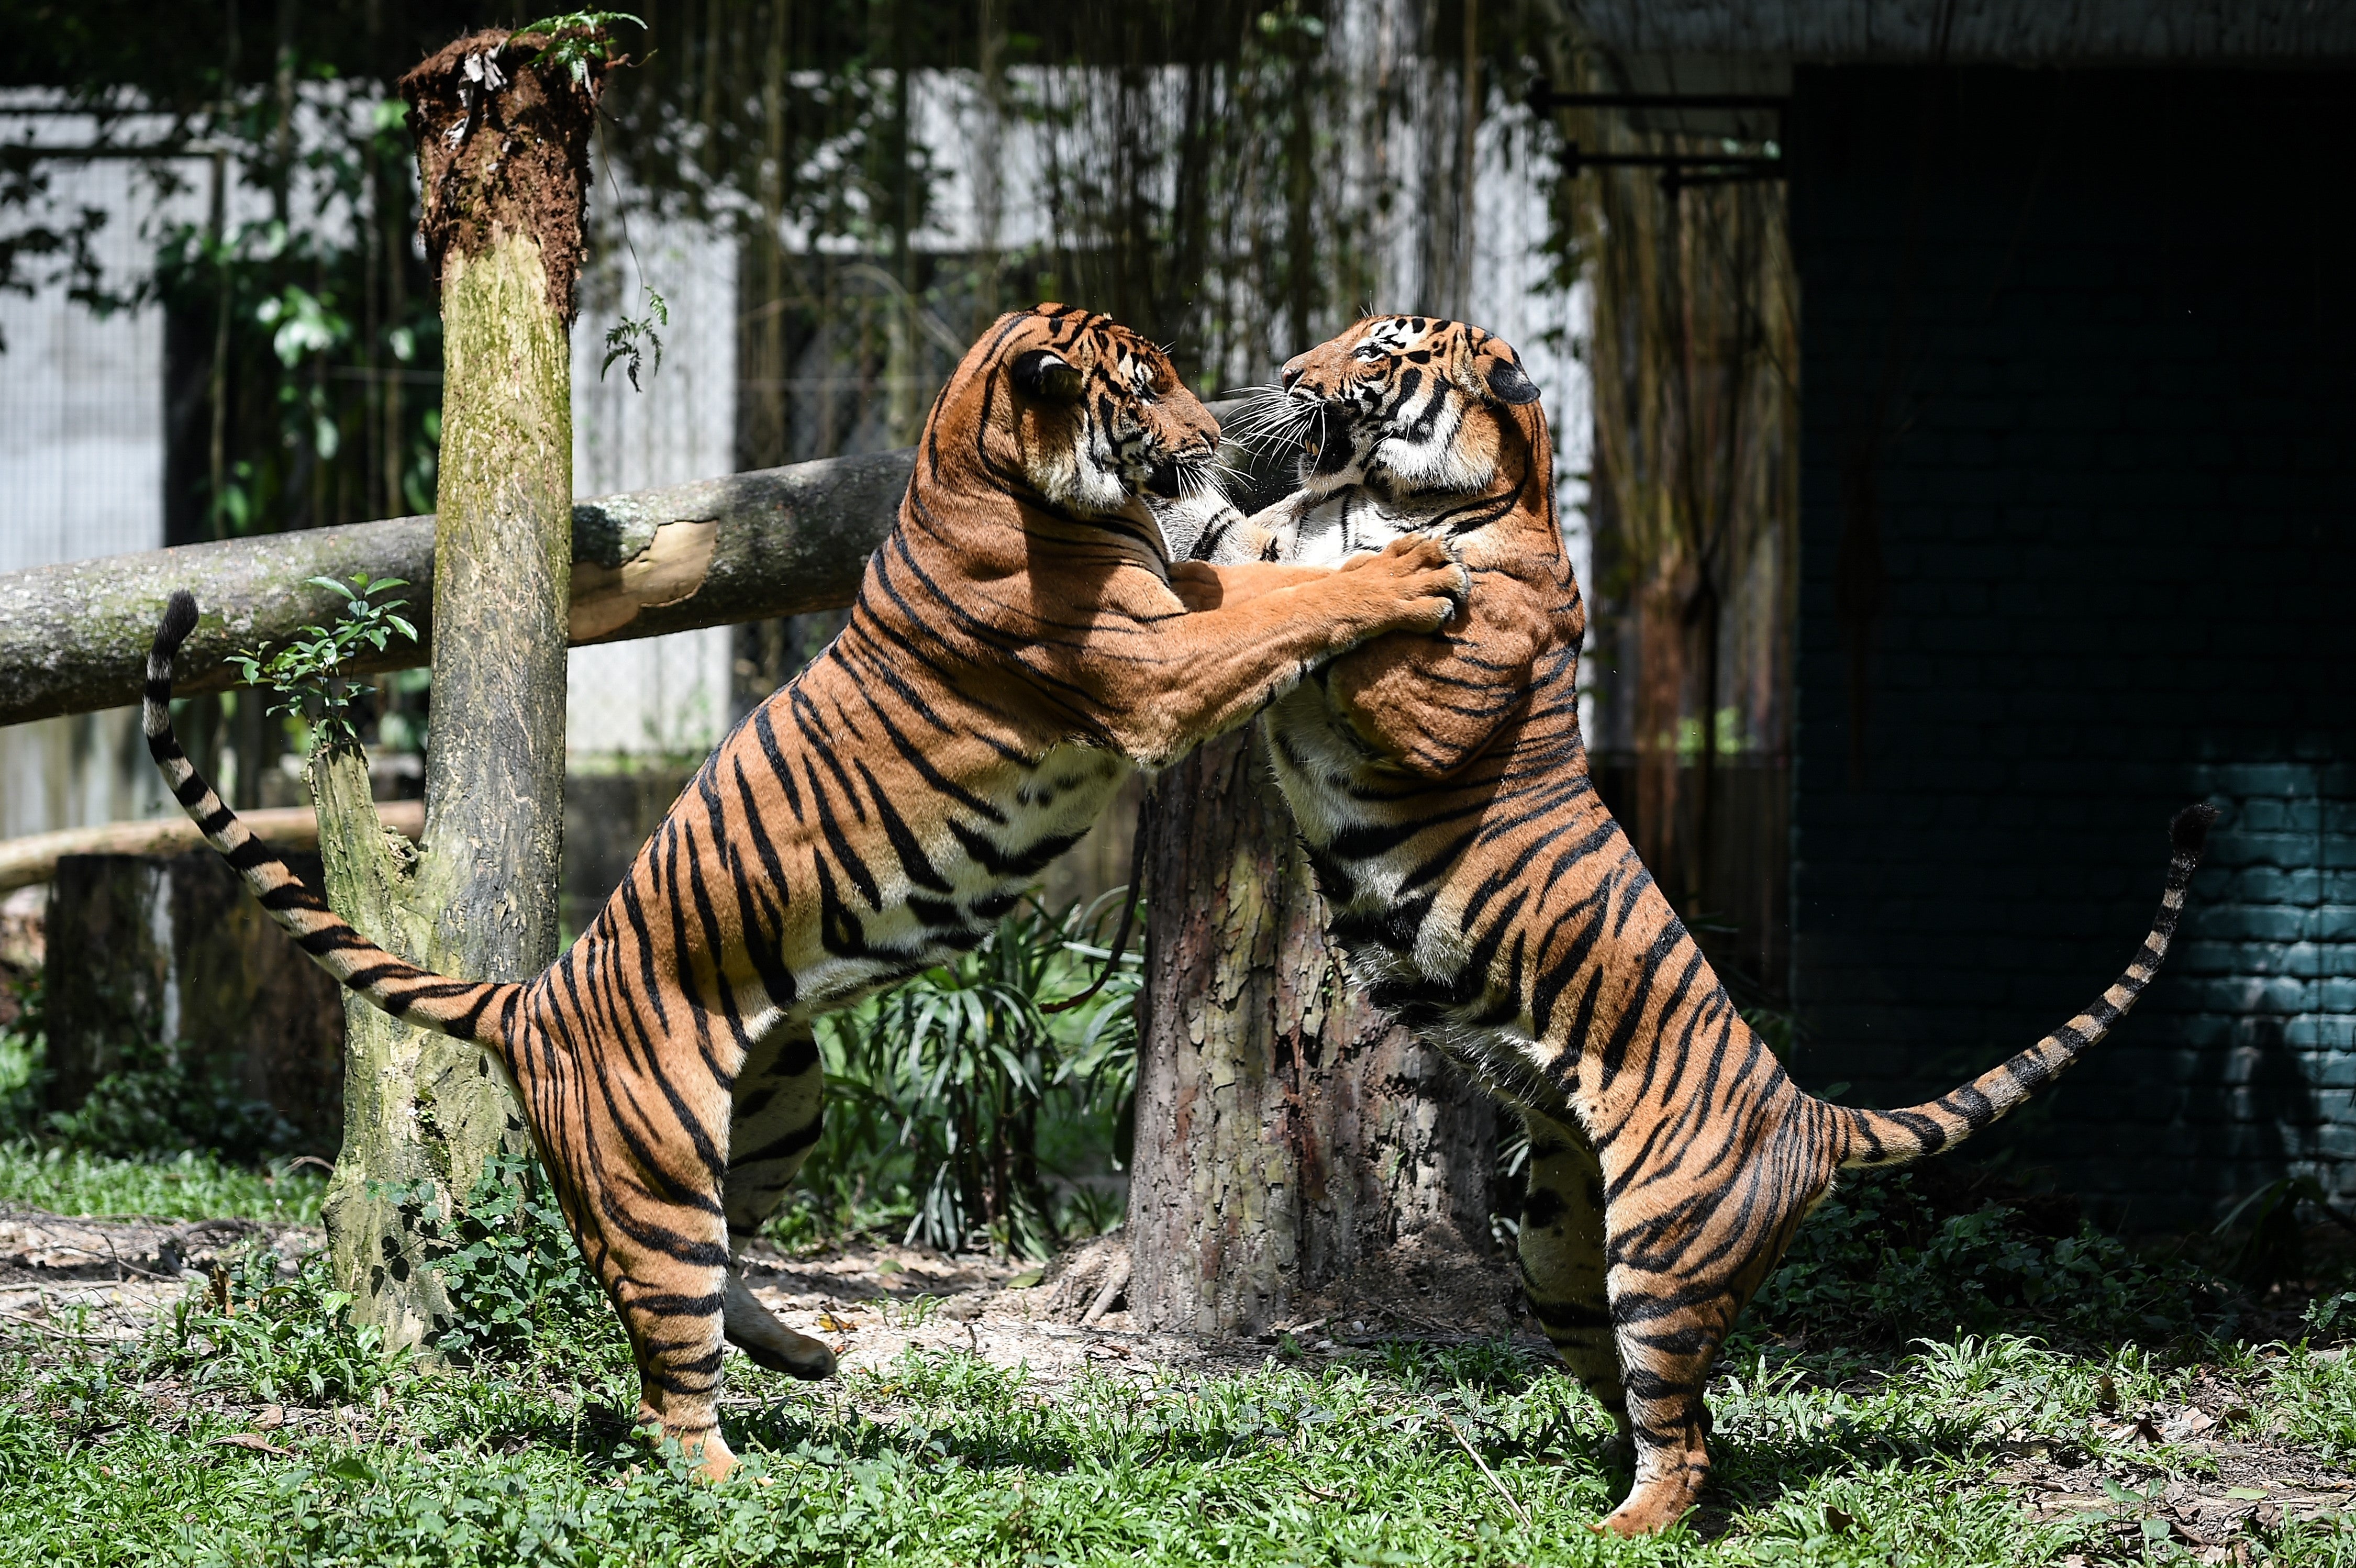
left=1121, top=730, right=1510, bottom=1337
left=315, top=25, right=611, bottom=1348
left=43, top=851, right=343, bottom=1153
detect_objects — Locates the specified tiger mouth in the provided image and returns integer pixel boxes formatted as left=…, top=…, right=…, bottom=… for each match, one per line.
left=1297, top=402, right=1354, bottom=474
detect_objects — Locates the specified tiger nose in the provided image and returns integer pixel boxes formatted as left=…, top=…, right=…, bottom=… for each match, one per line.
left=1280, top=356, right=1308, bottom=392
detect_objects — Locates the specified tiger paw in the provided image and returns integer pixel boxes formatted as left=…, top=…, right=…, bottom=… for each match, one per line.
left=1336, top=534, right=1470, bottom=633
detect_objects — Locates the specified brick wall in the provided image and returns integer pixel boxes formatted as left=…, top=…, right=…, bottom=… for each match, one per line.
left=1786, top=66, right=2356, bottom=1229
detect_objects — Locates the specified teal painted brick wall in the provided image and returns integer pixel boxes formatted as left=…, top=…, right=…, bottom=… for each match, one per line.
left=1786, top=66, right=2356, bottom=1229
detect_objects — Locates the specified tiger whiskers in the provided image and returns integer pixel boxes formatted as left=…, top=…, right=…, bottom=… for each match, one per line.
left=1219, top=385, right=1319, bottom=459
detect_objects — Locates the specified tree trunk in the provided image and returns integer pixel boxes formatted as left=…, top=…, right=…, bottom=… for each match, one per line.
left=317, top=26, right=606, bottom=1348
left=1123, top=730, right=1508, bottom=1337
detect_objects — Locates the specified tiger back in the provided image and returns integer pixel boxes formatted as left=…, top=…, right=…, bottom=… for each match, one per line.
left=143, top=304, right=1471, bottom=1481
left=1206, top=314, right=2213, bottom=1535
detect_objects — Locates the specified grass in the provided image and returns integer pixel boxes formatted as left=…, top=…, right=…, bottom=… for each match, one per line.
left=0, top=1142, right=326, bottom=1224
left=3, top=1265, right=2353, bottom=1567
left=4, top=1154, right=2351, bottom=1562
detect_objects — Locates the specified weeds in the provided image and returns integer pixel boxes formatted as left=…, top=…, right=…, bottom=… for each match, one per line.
left=1744, top=1168, right=2233, bottom=1356
left=395, top=1151, right=621, bottom=1367
left=40, top=1035, right=301, bottom=1165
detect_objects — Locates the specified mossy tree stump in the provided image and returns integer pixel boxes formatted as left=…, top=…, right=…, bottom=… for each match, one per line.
left=316, top=26, right=612, bottom=1348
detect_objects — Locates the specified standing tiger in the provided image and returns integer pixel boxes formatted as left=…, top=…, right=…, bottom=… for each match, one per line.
left=142, top=304, right=1472, bottom=1480
left=1195, top=313, right=2213, bottom=1535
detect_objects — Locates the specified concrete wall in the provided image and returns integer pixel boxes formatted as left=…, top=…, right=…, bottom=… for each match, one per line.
left=1785, top=65, right=2356, bottom=1228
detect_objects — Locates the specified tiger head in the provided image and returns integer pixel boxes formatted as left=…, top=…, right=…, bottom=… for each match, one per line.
left=1259, top=313, right=1544, bottom=502
left=942, top=304, right=1223, bottom=535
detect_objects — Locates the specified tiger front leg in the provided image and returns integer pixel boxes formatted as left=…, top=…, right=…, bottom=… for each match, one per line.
left=1102, top=535, right=1469, bottom=765
left=1165, top=559, right=1333, bottom=611
left=720, top=1020, right=836, bottom=1381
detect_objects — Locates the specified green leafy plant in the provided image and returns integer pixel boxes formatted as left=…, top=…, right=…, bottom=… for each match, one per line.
left=602, top=284, right=668, bottom=390
left=43, top=1035, right=299, bottom=1164
left=515, top=11, right=645, bottom=85
left=371, top=1151, right=620, bottom=1367
left=790, top=894, right=1141, bottom=1259
left=227, top=573, right=416, bottom=745
left=1747, top=1169, right=2233, bottom=1350
left=0, top=975, right=45, bottom=1141
left=147, top=1242, right=413, bottom=1406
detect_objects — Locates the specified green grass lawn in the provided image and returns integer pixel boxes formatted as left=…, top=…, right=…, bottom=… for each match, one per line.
left=0, top=1142, right=325, bottom=1225
left=4, top=1153, right=2352, bottom=1565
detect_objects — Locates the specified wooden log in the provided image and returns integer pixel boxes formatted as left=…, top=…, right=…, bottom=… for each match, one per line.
left=0, top=451, right=914, bottom=729
left=0, top=402, right=1267, bottom=730
left=0, top=802, right=425, bottom=895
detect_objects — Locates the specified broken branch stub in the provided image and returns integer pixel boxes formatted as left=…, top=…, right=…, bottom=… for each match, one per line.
left=401, top=26, right=614, bottom=323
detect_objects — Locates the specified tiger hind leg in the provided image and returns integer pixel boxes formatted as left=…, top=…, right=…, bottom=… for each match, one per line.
left=1595, top=1146, right=1829, bottom=1536
left=1514, top=1114, right=1630, bottom=1453
left=719, top=1019, right=835, bottom=1380
left=518, top=1025, right=742, bottom=1479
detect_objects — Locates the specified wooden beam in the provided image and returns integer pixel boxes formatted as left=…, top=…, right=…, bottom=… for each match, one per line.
left=0, top=450, right=915, bottom=728
left=0, top=802, right=427, bottom=894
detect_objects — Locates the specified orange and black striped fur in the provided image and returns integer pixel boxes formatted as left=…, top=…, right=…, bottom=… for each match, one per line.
left=143, top=305, right=1471, bottom=1480
left=1201, top=315, right=2215, bottom=1534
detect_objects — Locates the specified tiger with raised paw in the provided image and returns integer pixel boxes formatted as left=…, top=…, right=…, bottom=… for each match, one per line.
left=1196, top=313, right=2212, bottom=1535
left=142, top=304, right=1470, bottom=1480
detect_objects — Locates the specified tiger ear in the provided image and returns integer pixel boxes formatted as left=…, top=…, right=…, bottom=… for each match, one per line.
left=1483, top=356, right=1541, bottom=406
left=1012, top=349, right=1085, bottom=404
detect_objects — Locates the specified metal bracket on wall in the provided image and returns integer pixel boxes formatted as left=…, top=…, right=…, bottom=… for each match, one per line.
left=1525, top=80, right=1788, bottom=191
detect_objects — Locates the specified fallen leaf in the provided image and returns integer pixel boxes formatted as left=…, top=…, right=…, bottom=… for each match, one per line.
left=212, top=1432, right=292, bottom=1458
left=2131, top=1415, right=2164, bottom=1443
left=255, top=1404, right=285, bottom=1431
left=2225, top=1487, right=2268, bottom=1502
left=2161, top=1409, right=2215, bottom=1442
left=1821, top=1504, right=1856, bottom=1534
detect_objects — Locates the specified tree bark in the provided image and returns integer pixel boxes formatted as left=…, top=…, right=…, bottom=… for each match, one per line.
left=315, top=27, right=604, bottom=1346
left=1123, top=731, right=1507, bottom=1337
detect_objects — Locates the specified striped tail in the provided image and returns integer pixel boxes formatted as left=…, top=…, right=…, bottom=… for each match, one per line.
left=1833, top=804, right=2216, bottom=1170
left=143, top=591, right=521, bottom=1048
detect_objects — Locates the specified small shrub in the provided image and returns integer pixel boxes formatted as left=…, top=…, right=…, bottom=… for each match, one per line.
left=381, top=1150, right=620, bottom=1366
left=42, top=1033, right=298, bottom=1163
left=147, top=1244, right=413, bottom=1406
left=796, top=893, right=1140, bottom=1258
left=0, top=977, right=42, bottom=1140
left=1748, top=1168, right=2233, bottom=1349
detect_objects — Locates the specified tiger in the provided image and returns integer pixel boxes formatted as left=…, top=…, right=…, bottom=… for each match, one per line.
left=142, top=303, right=1472, bottom=1481
left=1192, top=313, right=2214, bottom=1535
